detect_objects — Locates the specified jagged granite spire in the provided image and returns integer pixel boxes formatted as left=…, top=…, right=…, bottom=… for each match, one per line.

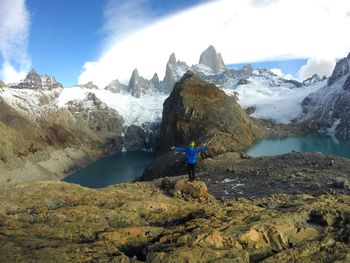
left=168, top=53, right=177, bottom=65
left=150, top=73, right=160, bottom=86
left=162, top=53, right=190, bottom=93
left=128, top=69, right=153, bottom=98
left=198, top=45, right=226, bottom=73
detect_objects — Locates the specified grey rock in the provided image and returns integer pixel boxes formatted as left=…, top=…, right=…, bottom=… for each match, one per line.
left=198, top=45, right=226, bottom=73
left=333, top=176, right=349, bottom=188
left=78, top=81, right=98, bottom=89
left=162, top=53, right=189, bottom=93
left=124, top=125, right=146, bottom=151
left=105, top=79, right=128, bottom=93
left=128, top=69, right=159, bottom=97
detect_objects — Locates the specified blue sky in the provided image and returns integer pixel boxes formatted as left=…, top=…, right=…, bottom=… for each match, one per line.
left=1, top=0, right=349, bottom=86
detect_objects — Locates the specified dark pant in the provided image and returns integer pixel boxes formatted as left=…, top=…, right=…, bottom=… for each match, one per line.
left=187, top=163, right=195, bottom=181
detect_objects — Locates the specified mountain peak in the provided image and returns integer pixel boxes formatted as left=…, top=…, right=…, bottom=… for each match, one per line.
left=199, top=45, right=226, bottom=73
left=168, top=53, right=177, bottom=65
left=303, top=73, right=321, bottom=84
left=151, top=73, right=159, bottom=84
left=131, top=68, right=139, bottom=78
left=9, top=69, right=63, bottom=90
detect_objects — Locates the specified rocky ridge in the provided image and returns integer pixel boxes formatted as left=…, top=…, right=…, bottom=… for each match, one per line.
left=8, top=69, right=63, bottom=90
left=103, top=45, right=306, bottom=99
left=0, top=71, right=124, bottom=183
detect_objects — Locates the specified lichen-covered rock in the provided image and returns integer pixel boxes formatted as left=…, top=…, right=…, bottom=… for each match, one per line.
left=158, top=71, right=263, bottom=155
left=1, top=181, right=350, bottom=262
left=174, top=179, right=208, bottom=199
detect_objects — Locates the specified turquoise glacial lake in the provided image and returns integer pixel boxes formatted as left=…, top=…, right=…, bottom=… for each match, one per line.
left=63, top=151, right=154, bottom=188
left=246, top=134, right=350, bottom=158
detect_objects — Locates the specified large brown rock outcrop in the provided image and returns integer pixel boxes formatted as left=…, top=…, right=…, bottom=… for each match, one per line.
left=158, top=71, right=263, bottom=155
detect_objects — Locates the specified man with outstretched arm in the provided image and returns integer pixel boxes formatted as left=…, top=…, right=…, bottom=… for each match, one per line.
left=171, top=141, right=208, bottom=181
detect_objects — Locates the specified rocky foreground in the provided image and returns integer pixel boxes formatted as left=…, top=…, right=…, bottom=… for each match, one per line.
left=1, top=178, right=350, bottom=262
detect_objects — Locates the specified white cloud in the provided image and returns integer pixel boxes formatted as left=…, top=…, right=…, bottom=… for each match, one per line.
left=79, top=0, right=350, bottom=88
left=0, top=0, right=30, bottom=83
left=270, top=68, right=283, bottom=76
left=298, top=57, right=336, bottom=81
left=250, top=0, right=279, bottom=7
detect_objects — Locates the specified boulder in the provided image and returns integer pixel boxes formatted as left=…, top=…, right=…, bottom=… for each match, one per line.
left=333, top=176, right=349, bottom=189
left=174, top=179, right=208, bottom=199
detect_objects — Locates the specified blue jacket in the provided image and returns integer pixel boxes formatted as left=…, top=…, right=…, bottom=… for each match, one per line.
left=175, top=145, right=208, bottom=164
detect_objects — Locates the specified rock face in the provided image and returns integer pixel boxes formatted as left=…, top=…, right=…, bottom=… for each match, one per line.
left=301, top=53, right=350, bottom=137
left=162, top=53, right=190, bottom=93
left=1, top=180, right=349, bottom=262
left=129, top=69, right=150, bottom=97
left=158, top=71, right=263, bottom=154
left=66, top=92, right=124, bottom=151
left=124, top=125, right=147, bottom=151
left=198, top=45, right=226, bottom=73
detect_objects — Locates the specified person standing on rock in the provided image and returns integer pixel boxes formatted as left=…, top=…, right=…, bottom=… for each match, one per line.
left=171, top=141, right=208, bottom=181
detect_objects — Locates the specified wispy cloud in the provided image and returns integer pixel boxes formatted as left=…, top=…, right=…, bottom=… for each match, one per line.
left=79, top=0, right=350, bottom=87
left=0, top=0, right=30, bottom=83
left=102, top=0, right=156, bottom=46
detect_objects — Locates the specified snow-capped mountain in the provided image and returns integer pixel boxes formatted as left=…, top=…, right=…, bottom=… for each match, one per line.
left=8, top=69, right=63, bottom=90
left=2, top=45, right=349, bottom=183
left=0, top=71, right=124, bottom=183
left=301, top=53, right=350, bottom=137
left=1, top=70, right=62, bottom=117
left=1, top=45, right=333, bottom=136
left=302, top=74, right=323, bottom=85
